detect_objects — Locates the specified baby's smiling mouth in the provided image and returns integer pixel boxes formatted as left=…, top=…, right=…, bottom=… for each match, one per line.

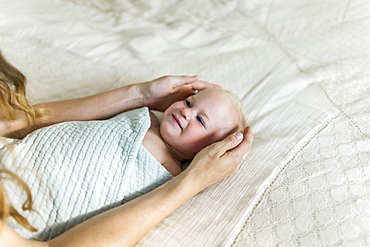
left=172, top=114, right=182, bottom=130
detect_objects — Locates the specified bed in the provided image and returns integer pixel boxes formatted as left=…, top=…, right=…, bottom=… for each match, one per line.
left=1, top=0, right=369, bottom=246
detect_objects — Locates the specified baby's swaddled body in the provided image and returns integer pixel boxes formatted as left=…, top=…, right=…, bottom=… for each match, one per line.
left=0, top=107, right=173, bottom=240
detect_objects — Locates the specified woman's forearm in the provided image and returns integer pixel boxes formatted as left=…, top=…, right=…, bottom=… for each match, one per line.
left=34, top=84, right=143, bottom=126
left=6, top=83, right=143, bottom=138
left=48, top=171, right=198, bottom=247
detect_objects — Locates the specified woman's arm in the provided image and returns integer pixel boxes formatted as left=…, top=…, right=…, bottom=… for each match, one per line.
left=0, top=83, right=142, bottom=139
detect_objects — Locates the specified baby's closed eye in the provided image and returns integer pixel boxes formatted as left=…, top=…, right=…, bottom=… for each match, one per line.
left=196, top=116, right=204, bottom=126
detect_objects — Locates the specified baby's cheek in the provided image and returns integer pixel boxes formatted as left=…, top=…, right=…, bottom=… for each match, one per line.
left=194, top=136, right=215, bottom=151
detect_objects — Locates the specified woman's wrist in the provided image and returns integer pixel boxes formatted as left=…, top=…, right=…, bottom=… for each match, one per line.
left=119, top=83, right=146, bottom=109
left=172, top=168, right=207, bottom=198
left=135, top=81, right=156, bottom=109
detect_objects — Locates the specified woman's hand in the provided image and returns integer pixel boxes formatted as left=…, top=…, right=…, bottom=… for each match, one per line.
left=184, top=126, right=254, bottom=191
left=140, top=75, right=221, bottom=111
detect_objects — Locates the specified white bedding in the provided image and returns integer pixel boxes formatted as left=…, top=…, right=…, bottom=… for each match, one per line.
left=1, top=0, right=369, bottom=246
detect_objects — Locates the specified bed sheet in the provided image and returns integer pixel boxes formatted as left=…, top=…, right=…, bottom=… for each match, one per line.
left=0, top=0, right=369, bottom=246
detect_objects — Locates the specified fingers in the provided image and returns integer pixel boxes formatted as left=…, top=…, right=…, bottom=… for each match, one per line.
left=190, top=80, right=222, bottom=90
left=165, top=75, right=222, bottom=90
left=227, top=126, right=254, bottom=159
left=186, top=127, right=253, bottom=188
left=209, top=131, right=245, bottom=157
left=169, top=75, right=199, bottom=87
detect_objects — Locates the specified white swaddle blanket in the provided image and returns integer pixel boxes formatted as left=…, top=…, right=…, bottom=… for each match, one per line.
left=0, top=107, right=173, bottom=240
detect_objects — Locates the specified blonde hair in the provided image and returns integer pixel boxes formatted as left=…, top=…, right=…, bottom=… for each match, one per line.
left=0, top=169, right=37, bottom=232
left=208, top=88, right=247, bottom=134
left=220, top=89, right=247, bottom=129
left=0, top=50, right=46, bottom=232
left=0, top=51, right=47, bottom=124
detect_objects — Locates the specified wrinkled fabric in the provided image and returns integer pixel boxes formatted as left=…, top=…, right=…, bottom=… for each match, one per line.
left=0, top=0, right=369, bottom=246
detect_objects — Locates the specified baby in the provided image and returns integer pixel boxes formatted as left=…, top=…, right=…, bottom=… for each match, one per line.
left=143, top=88, right=246, bottom=176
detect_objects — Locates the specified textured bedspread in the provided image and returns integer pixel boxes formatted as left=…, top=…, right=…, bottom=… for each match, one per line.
left=0, top=107, right=173, bottom=240
left=0, top=0, right=369, bottom=246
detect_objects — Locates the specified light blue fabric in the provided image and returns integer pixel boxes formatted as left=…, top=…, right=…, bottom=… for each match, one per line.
left=0, top=107, right=173, bottom=240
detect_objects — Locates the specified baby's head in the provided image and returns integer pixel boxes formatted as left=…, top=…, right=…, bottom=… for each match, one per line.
left=160, top=88, right=246, bottom=160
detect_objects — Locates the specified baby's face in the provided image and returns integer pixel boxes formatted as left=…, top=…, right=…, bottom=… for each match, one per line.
left=160, top=89, right=240, bottom=159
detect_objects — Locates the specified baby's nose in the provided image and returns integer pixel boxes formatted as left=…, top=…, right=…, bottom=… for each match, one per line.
left=180, top=108, right=192, bottom=120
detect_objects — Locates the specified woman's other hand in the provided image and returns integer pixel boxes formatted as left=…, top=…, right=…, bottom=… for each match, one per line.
left=183, top=126, right=254, bottom=191
left=140, top=75, right=221, bottom=111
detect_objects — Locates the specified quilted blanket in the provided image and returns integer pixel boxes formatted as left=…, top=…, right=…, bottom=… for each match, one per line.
left=0, top=107, right=173, bottom=240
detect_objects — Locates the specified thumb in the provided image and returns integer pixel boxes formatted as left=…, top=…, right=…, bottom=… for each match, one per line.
left=213, top=132, right=244, bottom=154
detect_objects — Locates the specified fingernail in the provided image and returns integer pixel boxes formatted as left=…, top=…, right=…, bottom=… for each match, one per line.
left=235, top=132, right=243, bottom=141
